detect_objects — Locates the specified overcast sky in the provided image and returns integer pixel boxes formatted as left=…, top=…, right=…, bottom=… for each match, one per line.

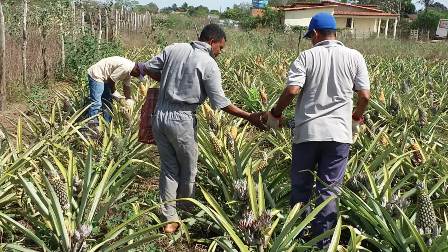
left=139, top=0, right=448, bottom=11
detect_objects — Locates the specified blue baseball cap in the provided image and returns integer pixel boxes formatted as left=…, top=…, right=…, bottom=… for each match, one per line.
left=304, top=12, right=337, bottom=38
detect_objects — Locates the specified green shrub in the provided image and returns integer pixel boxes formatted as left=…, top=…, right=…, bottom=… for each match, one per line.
left=412, top=9, right=448, bottom=31
left=64, top=34, right=123, bottom=85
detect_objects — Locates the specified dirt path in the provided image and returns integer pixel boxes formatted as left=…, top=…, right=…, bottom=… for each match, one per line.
left=0, top=81, right=72, bottom=135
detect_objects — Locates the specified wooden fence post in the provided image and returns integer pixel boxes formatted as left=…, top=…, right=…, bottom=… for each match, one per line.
left=97, top=9, right=102, bottom=43
left=22, top=0, right=28, bottom=89
left=0, top=1, right=6, bottom=110
left=105, top=9, right=109, bottom=41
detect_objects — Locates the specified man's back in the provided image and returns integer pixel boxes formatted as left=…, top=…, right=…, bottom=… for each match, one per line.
left=290, top=40, right=370, bottom=144
left=147, top=41, right=230, bottom=111
left=88, top=56, right=134, bottom=82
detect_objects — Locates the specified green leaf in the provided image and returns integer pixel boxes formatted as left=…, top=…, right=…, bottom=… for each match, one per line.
left=18, top=175, right=49, bottom=218
left=0, top=213, right=50, bottom=251
left=258, top=172, right=265, bottom=214
left=77, top=147, right=93, bottom=226
left=247, top=171, right=258, bottom=217
left=398, top=208, right=428, bottom=252
left=328, top=216, right=342, bottom=252
left=42, top=174, right=71, bottom=251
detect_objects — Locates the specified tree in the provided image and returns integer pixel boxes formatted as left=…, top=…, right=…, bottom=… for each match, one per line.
left=355, top=0, right=415, bottom=15
left=31, top=0, right=70, bottom=84
left=181, top=2, right=188, bottom=11
left=429, top=2, right=448, bottom=11
left=221, top=4, right=251, bottom=20
left=160, top=7, right=173, bottom=14
left=188, top=5, right=209, bottom=17
left=419, top=0, right=434, bottom=11
left=413, top=8, right=448, bottom=30
left=268, top=0, right=299, bottom=6
left=146, top=2, right=158, bottom=13
left=209, top=9, right=220, bottom=15
left=114, top=0, right=138, bottom=10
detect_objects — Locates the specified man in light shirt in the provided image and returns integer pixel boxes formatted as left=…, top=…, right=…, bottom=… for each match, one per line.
left=86, top=56, right=145, bottom=126
left=264, top=13, right=370, bottom=248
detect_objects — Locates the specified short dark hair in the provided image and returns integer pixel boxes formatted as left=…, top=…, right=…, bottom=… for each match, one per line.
left=316, top=29, right=336, bottom=37
left=199, top=24, right=226, bottom=42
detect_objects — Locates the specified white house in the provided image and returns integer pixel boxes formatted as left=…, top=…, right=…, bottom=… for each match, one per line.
left=280, top=1, right=400, bottom=39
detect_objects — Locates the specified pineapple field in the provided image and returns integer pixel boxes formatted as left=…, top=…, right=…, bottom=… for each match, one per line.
left=1, top=12, right=448, bottom=252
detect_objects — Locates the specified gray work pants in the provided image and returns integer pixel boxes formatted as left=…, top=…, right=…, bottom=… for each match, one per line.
left=152, top=109, right=198, bottom=222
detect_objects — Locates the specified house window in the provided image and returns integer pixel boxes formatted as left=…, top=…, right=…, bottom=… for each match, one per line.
left=346, top=18, right=353, bottom=28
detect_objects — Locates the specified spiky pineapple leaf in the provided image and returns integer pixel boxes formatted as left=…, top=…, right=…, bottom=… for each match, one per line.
left=0, top=212, right=50, bottom=251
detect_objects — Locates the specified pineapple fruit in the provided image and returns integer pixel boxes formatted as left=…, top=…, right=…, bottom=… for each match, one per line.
left=389, top=95, right=400, bottom=116
left=378, top=89, right=386, bottom=104
left=210, top=132, right=223, bottom=158
left=259, top=87, right=268, bottom=105
left=410, top=141, right=426, bottom=167
left=415, top=182, right=438, bottom=243
left=418, top=108, right=428, bottom=127
left=255, top=152, right=268, bottom=173
left=226, top=126, right=237, bottom=157
left=139, top=83, right=147, bottom=97
left=204, top=104, right=219, bottom=134
left=48, top=171, right=69, bottom=211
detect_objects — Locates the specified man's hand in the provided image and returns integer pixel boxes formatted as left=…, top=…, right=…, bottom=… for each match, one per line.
left=352, top=115, right=364, bottom=141
left=247, top=112, right=268, bottom=130
left=111, top=91, right=125, bottom=101
left=125, top=99, right=135, bottom=109
left=266, top=112, right=281, bottom=129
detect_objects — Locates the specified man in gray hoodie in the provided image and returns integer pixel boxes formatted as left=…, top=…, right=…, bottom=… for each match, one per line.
left=143, top=24, right=265, bottom=233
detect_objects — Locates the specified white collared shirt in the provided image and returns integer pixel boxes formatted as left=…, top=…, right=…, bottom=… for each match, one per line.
left=287, top=40, right=370, bottom=144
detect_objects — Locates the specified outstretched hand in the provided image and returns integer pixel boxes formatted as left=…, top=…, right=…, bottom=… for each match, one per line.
left=247, top=112, right=268, bottom=130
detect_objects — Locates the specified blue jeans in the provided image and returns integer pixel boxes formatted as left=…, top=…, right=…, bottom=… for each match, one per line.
left=87, top=75, right=113, bottom=124
left=290, top=141, right=350, bottom=248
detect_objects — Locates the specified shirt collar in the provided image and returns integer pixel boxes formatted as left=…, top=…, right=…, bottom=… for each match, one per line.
left=191, top=41, right=214, bottom=58
left=314, top=40, right=344, bottom=47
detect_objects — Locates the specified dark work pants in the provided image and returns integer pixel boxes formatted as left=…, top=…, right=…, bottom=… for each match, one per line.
left=290, top=141, right=350, bottom=248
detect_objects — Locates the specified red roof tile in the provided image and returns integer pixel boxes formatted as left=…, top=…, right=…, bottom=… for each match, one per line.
left=334, top=11, right=399, bottom=17
left=321, top=1, right=384, bottom=13
left=281, top=5, right=337, bottom=11
left=280, top=1, right=398, bottom=17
